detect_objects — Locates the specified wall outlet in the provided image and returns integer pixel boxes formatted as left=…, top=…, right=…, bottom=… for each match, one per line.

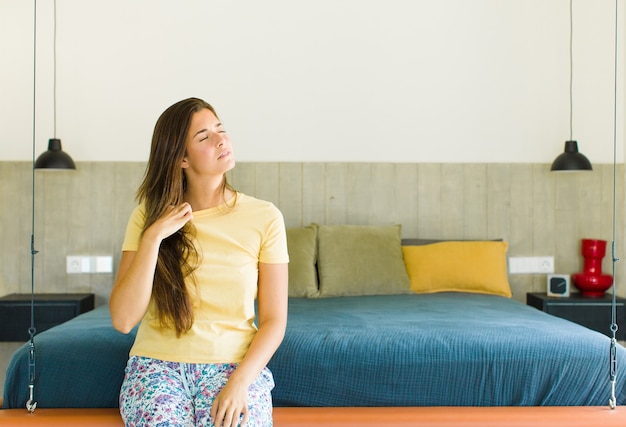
left=66, top=256, right=90, bottom=273
left=67, top=255, right=113, bottom=274
left=509, top=256, right=555, bottom=274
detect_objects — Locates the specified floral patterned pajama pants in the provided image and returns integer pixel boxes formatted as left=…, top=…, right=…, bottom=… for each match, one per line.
left=119, top=356, right=275, bottom=427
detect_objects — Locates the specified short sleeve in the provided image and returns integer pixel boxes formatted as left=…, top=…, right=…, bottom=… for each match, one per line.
left=259, top=205, right=289, bottom=264
left=121, top=204, right=146, bottom=252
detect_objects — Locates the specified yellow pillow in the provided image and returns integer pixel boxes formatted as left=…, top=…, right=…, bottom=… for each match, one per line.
left=402, top=241, right=512, bottom=297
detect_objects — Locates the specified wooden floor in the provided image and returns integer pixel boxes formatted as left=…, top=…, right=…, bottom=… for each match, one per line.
left=0, top=406, right=624, bottom=426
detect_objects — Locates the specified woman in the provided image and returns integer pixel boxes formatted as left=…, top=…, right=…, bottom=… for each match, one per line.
left=109, top=97, right=289, bottom=427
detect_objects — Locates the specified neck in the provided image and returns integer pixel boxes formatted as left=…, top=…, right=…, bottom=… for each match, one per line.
left=184, top=176, right=234, bottom=211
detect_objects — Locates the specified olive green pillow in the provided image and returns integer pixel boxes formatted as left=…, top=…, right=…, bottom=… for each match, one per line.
left=286, top=226, right=319, bottom=297
left=315, top=224, right=410, bottom=297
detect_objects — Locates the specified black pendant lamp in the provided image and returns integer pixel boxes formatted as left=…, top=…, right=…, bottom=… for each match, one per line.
left=550, top=140, right=592, bottom=171
left=35, top=138, right=75, bottom=169
left=551, top=0, right=592, bottom=172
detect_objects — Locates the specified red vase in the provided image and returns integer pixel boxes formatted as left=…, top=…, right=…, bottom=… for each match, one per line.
left=571, top=239, right=613, bottom=297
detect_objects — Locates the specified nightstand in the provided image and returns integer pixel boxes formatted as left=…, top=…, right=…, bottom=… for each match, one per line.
left=527, top=292, right=625, bottom=340
left=0, top=293, right=95, bottom=341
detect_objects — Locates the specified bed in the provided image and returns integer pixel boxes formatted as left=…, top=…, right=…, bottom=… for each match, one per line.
left=3, top=225, right=626, bottom=409
left=3, top=293, right=625, bottom=409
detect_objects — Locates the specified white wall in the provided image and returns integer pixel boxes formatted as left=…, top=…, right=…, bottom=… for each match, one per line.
left=1, top=0, right=624, bottom=163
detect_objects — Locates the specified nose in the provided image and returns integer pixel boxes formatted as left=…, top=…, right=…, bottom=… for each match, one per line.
left=216, top=131, right=227, bottom=146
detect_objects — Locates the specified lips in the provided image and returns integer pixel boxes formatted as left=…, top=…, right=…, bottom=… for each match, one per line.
left=218, top=151, right=230, bottom=159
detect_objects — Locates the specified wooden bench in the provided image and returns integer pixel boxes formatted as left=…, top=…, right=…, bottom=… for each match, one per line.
left=0, top=406, right=624, bottom=426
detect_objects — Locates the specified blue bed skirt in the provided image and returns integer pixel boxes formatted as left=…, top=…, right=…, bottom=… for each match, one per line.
left=3, top=293, right=625, bottom=408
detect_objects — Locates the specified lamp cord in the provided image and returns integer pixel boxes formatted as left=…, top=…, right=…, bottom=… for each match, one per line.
left=608, top=0, right=619, bottom=411
left=569, top=0, right=574, bottom=141
left=27, top=0, right=38, bottom=414
left=53, top=0, right=56, bottom=138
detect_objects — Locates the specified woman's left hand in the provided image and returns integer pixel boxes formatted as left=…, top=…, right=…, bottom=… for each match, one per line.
left=211, top=378, right=249, bottom=427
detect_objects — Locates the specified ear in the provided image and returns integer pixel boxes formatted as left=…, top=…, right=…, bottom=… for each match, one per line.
left=181, top=156, right=189, bottom=169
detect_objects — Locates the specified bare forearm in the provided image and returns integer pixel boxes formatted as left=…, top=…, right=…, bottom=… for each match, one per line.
left=109, top=236, right=161, bottom=333
left=228, top=319, right=286, bottom=387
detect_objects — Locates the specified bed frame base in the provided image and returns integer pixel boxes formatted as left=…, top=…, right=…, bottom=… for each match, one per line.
left=0, top=406, right=624, bottom=426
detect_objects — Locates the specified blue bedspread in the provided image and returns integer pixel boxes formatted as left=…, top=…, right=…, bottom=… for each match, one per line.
left=3, top=293, right=625, bottom=408
left=268, top=293, right=626, bottom=406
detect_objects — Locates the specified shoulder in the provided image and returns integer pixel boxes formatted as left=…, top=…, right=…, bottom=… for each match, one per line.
left=130, top=203, right=146, bottom=216
left=128, top=203, right=147, bottom=223
left=235, top=193, right=283, bottom=217
left=122, top=203, right=148, bottom=249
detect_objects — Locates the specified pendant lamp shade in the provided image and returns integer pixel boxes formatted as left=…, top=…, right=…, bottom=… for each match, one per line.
left=550, top=140, right=592, bottom=171
left=34, top=138, right=76, bottom=170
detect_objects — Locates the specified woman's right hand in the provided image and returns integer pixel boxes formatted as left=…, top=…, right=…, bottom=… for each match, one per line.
left=144, top=203, right=194, bottom=243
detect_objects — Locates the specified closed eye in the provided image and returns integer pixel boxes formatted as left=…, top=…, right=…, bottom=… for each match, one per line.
left=194, top=125, right=225, bottom=141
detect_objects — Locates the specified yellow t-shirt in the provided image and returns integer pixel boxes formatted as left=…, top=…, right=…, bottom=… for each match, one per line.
left=121, top=193, right=289, bottom=363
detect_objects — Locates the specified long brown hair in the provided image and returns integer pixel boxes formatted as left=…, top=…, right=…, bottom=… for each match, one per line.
left=136, top=97, right=233, bottom=336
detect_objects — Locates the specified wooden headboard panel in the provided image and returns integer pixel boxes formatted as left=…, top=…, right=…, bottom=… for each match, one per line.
left=0, top=161, right=623, bottom=303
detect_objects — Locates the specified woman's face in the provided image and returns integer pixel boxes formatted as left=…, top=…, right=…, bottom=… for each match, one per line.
left=182, top=108, right=235, bottom=177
